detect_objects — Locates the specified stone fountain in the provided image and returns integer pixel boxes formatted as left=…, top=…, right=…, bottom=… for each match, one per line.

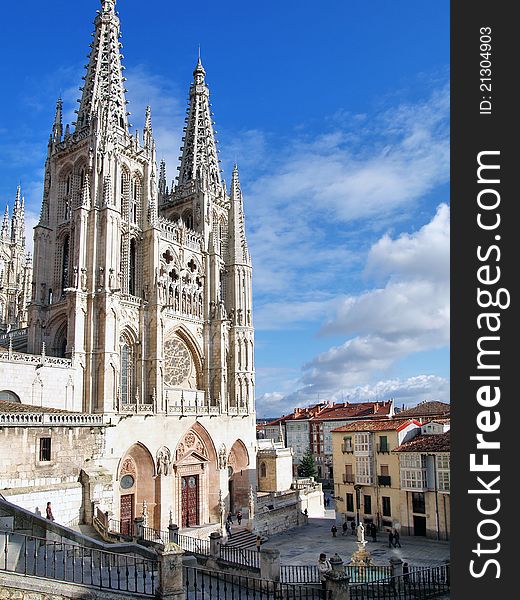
left=349, top=523, right=374, bottom=567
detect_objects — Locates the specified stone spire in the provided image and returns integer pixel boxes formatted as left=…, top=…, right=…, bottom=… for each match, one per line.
left=52, top=97, right=63, bottom=144
left=228, top=165, right=250, bottom=265
left=177, top=57, right=221, bottom=188
left=75, top=0, right=129, bottom=133
left=143, top=105, right=153, bottom=150
left=11, top=186, right=25, bottom=246
left=1, top=204, right=8, bottom=239
left=158, top=159, right=167, bottom=200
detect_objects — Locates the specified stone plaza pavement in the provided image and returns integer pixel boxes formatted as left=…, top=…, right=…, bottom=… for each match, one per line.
left=261, top=509, right=450, bottom=568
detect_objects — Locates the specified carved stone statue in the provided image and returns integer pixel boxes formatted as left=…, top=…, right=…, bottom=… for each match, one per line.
left=218, top=444, right=227, bottom=470
left=218, top=490, right=226, bottom=531
left=157, top=446, right=172, bottom=476
left=357, top=523, right=365, bottom=544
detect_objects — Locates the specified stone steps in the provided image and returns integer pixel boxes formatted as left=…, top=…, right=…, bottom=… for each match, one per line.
left=225, top=527, right=263, bottom=548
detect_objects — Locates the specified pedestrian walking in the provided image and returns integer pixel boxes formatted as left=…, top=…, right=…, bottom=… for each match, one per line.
left=304, top=508, right=308, bottom=517
left=393, top=528, right=401, bottom=548
left=45, top=502, right=55, bottom=521
left=237, top=511, right=243, bottom=525
left=388, top=530, right=394, bottom=548
left=256, top=535, right=262, bottom=552
left=317, top=553, right=332, bottom=591
left=331, top=524, right=337, bottom=537
left=351, top=520, right=356, bottom=535
left=225, top=521, right=232, bottom=538
left=342, top=521, right=348, bottom=536
left=370, top=523, right=377, bottom=542
left=227, top=512, right=233, bottom=524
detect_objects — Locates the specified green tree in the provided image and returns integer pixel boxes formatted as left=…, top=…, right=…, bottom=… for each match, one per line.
left=298, top=448, right=318, bottom=478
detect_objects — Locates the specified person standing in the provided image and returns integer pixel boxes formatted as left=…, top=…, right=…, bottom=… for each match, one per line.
left=225, top=521, right=232, bottom=538
left=45, top=502, right=55, bottom=521
left=317, top=553, right=332, bottom=591
left=342, top=521, right=348, bottom=536
left=331, top=524, right=337, bottom=537
left=256, top=535, right=262, bottom=552
left=371, top=523, right=377, bottom=542
left=351, top=520, right=356, bottom=535
left=237, top=511, right=243, bottom=525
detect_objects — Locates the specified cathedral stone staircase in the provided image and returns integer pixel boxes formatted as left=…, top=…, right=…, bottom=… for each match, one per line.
left=225, top=527, right=265, bottom=549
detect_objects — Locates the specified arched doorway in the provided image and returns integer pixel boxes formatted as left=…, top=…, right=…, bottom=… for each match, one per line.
left=118, top=443, right=157, bottom=533
left=173, top=424, right=219, bottom=528
left=227, top=440, right=250, bottom=513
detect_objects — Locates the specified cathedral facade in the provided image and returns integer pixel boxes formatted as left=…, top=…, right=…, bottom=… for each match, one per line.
left=0, top=0, right=257, bottom=534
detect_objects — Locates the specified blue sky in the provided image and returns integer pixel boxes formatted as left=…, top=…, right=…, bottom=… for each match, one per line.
left=0, top=0, right=450, bottom=417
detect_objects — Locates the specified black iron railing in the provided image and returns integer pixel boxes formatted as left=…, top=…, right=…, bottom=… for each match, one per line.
left=349, top=564, right=450, bottom=599
left=219, top=545, right=260, bottom=569
left=341, top=444, right=354, bottom=453
left=377, top=475, right=392, bottom=486
left=185, top=566, right=329, bottom=599
left=177, top=533, right=210, bottom=556
left=280, top=564, right=394, bottom=584
left=376, top=444, right=390, bottom=454
left=0, top=530, right=158, bottom=596
left=343, top=474, right=355, bottom=483
left=142, top=526, right=170, bottom=545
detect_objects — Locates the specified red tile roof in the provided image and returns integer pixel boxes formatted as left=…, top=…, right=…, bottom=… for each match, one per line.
left=310, top=401, right=393, bottom=422
left=396, top=401, right=450, bottom=418
left=332, top=418, right=421, bottom=433
left=394, top=432, right=450, bottom=453
left=0, top=400, right=73, bottom=414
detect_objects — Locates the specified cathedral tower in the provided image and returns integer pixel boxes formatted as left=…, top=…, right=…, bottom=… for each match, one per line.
left=28, top=0, right=255, bottom=420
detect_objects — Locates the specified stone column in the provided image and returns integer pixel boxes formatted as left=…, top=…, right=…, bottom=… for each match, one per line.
left=260, top=548, right=280, bottom=582
left=168, top=523, right=179, bottom=544
left=209, top=531, right=222, bottom=559
left=390, top=557, right=403, bottom=578
left=158, top=544, right=185, bottom=600
left=325, top=553, right=350, bottom=600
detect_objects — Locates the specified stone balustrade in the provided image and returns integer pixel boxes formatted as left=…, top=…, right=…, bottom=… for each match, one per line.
left=0, top=411, right=106, bottom=427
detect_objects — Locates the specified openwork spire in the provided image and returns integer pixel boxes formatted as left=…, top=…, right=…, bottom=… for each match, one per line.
left=228, top=165, right=250, bottom=265
left=177, top=58, right=221, bottom=188
left=1, top=205, right=8, bottom=239
left=75, top=0, right=128, bottom=133
left=52, top=97, right=63, bottom=144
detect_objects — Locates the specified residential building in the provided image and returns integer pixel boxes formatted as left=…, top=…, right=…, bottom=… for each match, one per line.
left=331, top=418, right=420, bottom=528
left=395, top=401, right=450, bottom=422
left=310, top=401, right=394, bottom=483
left=394, top=431, right=450, bottom=539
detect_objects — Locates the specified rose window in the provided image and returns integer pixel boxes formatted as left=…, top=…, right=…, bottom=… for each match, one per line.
left=164, top=338, right=192, bottom=386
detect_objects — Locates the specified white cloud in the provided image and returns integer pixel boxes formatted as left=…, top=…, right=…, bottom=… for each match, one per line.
left=255, top=204, right=450, bottom=413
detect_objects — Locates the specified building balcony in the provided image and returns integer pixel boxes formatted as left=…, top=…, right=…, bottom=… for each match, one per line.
left=377, top=475, right=391, bottom=486
left=342, top=474, right=355, bottom=484
left=341, top=444, right=354, bottom=453
left=376, top=444, right=390, bottom=454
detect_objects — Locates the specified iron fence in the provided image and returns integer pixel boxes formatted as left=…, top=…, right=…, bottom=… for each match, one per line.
left=280, top=564, right=394, bottom=584
left=185, top=566, right=329, bottom=599
left=177, top=533, right=211, bottom=556
left=0, top=530, right=158, bottom=596
left=349, top=564, right=450, bottom=599
left=219, top=545, right=260, bottom=569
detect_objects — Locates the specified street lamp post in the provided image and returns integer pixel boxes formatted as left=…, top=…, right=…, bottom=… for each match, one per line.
left=354, top=484, right=362, bottom=526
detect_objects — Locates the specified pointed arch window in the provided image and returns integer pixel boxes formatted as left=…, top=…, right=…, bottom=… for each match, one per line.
left=130, top=178, right=141, bottom=225
left=120, top=336, right=136, bottom=405
left=260, top=462, right=267, bottom=478
left=61, top=236, right=70, bottom=293
left=129, top=238, right=137, bottom=296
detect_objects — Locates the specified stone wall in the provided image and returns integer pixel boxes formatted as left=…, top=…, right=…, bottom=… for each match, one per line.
left=0, top=571, right=149, bottom=599
left=255, top=499, right=307, bottom=537
left=0, top=354, right=81, bottom=411
left=0, top=425, right=106, bottom=525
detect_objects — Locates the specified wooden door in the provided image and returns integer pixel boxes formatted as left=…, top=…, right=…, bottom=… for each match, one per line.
left=120, top=494, right=134, bottom=535
left=181, top=475, right=199, bottom=527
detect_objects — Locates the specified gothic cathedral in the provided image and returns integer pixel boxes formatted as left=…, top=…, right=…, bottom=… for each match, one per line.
left=0, top=0, right=257, bottom=534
